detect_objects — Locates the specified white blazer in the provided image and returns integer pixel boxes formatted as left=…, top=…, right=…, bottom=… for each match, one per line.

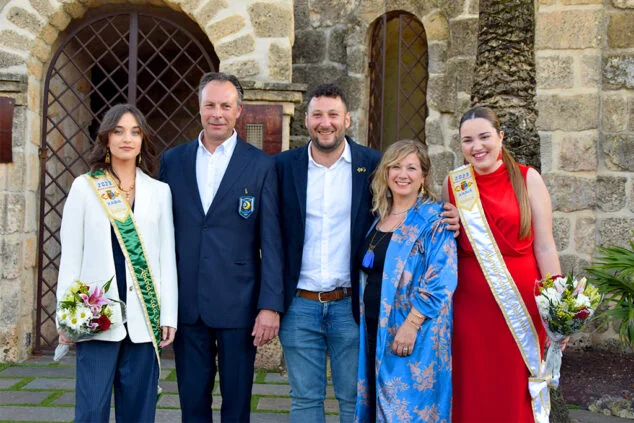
left=56, top=169, right=178, bottom=343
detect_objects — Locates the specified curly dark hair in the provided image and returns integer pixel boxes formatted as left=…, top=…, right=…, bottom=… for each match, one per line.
left=306, top=83, right=348, bottom=111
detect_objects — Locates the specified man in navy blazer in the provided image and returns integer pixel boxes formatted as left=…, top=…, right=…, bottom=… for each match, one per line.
left=275, top=84, right=381, bottom=422
left=159, top=72, right=283, bottom=422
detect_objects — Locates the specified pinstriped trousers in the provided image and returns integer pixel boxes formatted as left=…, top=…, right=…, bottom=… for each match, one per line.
left=75, top=337, right=158, bottom=423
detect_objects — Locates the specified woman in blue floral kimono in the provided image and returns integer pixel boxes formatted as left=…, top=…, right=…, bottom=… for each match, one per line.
left=354, top=140, right=458, bottom=423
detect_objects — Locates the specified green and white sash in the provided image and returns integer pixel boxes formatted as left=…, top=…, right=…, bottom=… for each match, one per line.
left=449, top=164, right=549, bottom=423
left=87, top=170, right=161, bottom=363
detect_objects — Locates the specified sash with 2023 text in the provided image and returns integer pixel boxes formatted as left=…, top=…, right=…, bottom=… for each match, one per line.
left=449, top=164, right=550, bottom=423
left=86, top=170, right=161, bottom=363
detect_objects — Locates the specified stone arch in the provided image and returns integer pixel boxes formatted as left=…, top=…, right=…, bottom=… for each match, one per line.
left=349, top=3, right=466, bottom=150
left=366, top=11, right=430, bottom=151
left=1, top=0, right=294, bottom=83
left=291, top=0, right=474, bottom=186
left=358, top=2, right=475, bottom=187
left=34, top=5, right=221, bottom=352
left=0, top=0, right=296, bottom=360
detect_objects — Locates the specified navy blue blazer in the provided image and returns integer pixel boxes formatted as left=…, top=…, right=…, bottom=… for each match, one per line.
left=159, top=137, right=284, bottom=328
left=275, top=137, right=381, bottom=323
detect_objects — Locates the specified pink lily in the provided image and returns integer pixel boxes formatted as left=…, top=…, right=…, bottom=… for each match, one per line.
left=80, top=285, right=110, bottom=311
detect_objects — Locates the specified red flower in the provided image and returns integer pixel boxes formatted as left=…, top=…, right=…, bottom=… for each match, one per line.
left=96, top=315, right=111, bottom=331
left=574, top=308, right=591, bottom=320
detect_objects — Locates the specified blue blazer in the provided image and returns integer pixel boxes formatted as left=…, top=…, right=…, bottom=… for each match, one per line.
left=275, top=137, right=381, bottom=322
left=159, top=137, right=284, bottom=328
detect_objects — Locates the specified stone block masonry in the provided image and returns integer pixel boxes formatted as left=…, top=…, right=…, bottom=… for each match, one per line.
left=536, top=0, right=634, bottom=347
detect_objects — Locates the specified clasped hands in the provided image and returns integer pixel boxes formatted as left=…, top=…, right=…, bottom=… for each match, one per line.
left=252, top=309, right=280, bottom=347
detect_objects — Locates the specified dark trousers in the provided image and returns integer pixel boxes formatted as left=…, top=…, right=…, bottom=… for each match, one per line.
left=366, top=315, right=378, bottom=423
left=174, top=319, right=257, bottom=423
left=75, top=337, right=159, bottom=423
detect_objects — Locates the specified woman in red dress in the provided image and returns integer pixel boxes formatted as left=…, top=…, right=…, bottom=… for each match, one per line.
left=442, top=106, right=561, bottom=422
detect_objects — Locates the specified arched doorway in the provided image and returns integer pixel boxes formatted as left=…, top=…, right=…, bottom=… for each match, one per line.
left=368, top=12, right=428, bottom=151
left=34, top=7, right=218, bottom=353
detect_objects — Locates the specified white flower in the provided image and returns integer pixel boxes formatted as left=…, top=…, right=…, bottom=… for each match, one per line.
left=574, top=293, right=591, bottom=308
left=542, top=288, right=561, bottom=305
left=535, top=296, right=550, bottom=317
left=66, top=311, right=83, bottom=331
left=56, top=308, right=71, bottom=325
left=76, top=305, right=92, bottom=322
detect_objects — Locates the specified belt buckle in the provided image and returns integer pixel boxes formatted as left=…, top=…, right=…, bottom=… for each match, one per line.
left=317, top=291, right=327, bottom=303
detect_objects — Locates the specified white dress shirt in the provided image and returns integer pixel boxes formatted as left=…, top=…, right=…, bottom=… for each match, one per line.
left=297, top=141, right=353, bottom=292
left=196, top=130, right=237, bottom=212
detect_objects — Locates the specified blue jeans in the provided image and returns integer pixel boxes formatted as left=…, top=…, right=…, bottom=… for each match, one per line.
left=279, top=294, right=359, bottom=423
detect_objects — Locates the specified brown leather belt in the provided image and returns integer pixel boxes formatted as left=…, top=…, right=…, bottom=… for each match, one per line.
left=297, top=288, right=351, bottom=303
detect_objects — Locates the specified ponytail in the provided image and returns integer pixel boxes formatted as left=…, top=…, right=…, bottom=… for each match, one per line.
left=501, top=146, right=531, bottom=239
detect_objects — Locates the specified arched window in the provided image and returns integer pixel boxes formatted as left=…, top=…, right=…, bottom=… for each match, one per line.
left=368, top=12, right=428, bottom=151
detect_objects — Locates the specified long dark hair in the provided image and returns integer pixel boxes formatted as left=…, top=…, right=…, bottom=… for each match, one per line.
left=87, top=104, right=157, bottom=179
left=459, top=106, right=531, bottom=239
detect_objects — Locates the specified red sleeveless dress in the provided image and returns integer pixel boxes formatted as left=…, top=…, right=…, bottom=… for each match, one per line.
left=449, top=163, right=546, bottom=423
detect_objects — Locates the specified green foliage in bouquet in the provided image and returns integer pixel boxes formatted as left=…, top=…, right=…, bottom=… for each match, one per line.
left=537, top=274, right=601, bottom=336
left=585, top=234, right=634, bottom=346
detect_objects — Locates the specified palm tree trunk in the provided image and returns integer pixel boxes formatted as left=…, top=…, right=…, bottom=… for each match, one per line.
left=471, top=0, right=541, bottom=170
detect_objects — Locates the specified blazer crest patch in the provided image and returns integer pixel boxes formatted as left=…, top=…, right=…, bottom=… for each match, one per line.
left=238, top=195, right=255, bottom=219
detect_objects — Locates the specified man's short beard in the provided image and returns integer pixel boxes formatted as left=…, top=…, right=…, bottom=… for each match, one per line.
left=311, top=135, right=345, bottom=153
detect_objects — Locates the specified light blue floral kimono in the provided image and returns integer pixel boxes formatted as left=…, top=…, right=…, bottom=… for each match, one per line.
left=354, top=199, right=458, bottom=423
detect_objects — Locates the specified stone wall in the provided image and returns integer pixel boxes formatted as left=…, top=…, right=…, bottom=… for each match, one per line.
left=535, top=0, right=634, bottom=345
left=1, top=0, right=632, bottom=361
left=293, top=0, right=634, bottom=348
left=0, top=73, right=36, bottom=362
left=291, top=0, right=480, bottom=192
left=0, top=0, right=295, bottom=362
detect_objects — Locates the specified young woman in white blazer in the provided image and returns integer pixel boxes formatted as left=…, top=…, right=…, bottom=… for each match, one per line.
left=56, top=104, right=177, bottom=422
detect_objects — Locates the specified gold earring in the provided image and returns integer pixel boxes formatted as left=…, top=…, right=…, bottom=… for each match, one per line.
left=105, top=149, right=111, bottom=164
left=420, top=185, right=425, bottom=195
left=137, top=155, right=142, bottom=165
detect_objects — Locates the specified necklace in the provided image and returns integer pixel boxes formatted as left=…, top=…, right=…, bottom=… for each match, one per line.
left=361, top=217, right=403, bottom=269
left=390, top=201, right=416, bottom=215
left=116, top=181, right=135, bottom=201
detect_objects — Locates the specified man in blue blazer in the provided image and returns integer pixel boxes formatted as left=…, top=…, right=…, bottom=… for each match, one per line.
left=159, top=72, right=283, bottom=422
left=275, top=84, right=381, bottom=422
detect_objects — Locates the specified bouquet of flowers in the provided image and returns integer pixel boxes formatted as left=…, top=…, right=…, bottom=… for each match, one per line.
left=54, top=277, right=125, bottom=361
left=535, top=273, right=601, bottom=387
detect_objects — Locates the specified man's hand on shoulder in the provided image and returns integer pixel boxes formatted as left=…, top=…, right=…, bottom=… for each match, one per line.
left=441, top=202, right=460, bottom=238
left=251, top=309, right=280, bottom=347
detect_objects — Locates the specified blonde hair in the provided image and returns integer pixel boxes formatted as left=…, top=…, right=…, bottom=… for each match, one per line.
left=459, top=106, right=532, bottom=239
left=371, top=140, right=436, bottom=220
